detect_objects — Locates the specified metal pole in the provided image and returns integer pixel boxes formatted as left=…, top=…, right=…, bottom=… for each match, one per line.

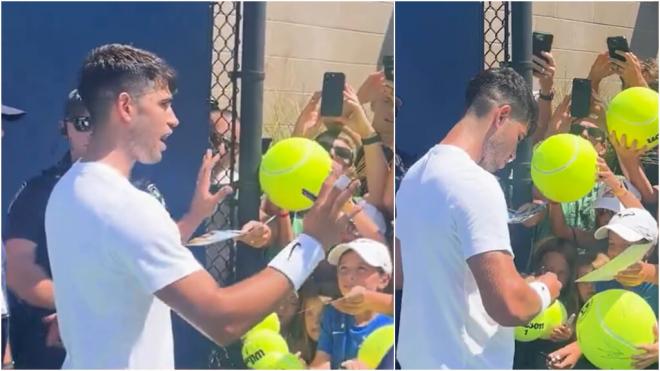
left=236, top=1, right=266, bottom=280
left=510, top=1, right=533, bottom=271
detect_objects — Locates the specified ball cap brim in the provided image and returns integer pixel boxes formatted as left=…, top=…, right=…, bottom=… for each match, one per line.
left=594, top=207, right=658, bottom=244
left=327, top=238, right=392, bottom=275
left=2, top=105, right=25, bottom=120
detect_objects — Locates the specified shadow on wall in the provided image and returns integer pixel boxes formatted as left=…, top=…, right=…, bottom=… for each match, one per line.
left=631, top=1, right=658, bottom=59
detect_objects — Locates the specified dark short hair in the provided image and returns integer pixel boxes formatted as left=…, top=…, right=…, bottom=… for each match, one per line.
left=465, top=67, right=538, bottom=136
left=77, top=43, right=177, bottom=125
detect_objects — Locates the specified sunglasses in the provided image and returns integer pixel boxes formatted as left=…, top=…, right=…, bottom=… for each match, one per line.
left=319, top=142, right=354, bottom=166
left=569, top=123, right=605, bottom=141
left=65, top=116, right=92, bottom=132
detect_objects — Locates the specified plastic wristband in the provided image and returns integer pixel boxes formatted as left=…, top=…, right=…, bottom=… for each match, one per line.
left=268, top=234, right=325, bottom=290
left=529, top=281, right=552, bottom=313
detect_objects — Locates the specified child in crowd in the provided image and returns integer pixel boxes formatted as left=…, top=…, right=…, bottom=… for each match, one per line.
left=310, top=238, right=393, bottom=369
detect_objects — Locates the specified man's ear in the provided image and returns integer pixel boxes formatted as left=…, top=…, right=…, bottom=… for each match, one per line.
left=495, top=104, right=512, bottom=129
left=116, top=92, right=134, bottom=124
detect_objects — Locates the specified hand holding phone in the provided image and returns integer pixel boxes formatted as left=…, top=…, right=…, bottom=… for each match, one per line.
left=570, top=78, right=591, bottom=118
left=533, top=32, right=553, bottom=62
left=607, top=36, right=630, bottom=62
left=320, top=72, right=346, bottom=118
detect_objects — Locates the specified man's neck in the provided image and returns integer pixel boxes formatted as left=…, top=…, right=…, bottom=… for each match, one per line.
left=440, top=115, right=489, bottom=164
left=82, top=131, right=135, bottom=178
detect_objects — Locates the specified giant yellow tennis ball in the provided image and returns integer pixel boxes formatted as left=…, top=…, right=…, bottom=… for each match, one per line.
left=357, top=324, right=394, bottom=368
left=515, top=300, right=567, bottom=342
left=576, top=289, right=657, bottom=369
left=242, top=329, right=289, bottom=369
left=531, top=134, right=597, bottom=202
left=252, top=352, right=306, bottom=370
left=607, top=87, right=659, bottom=148
left=243, top=313, right=280, bottom=339
left=259, top=137, right=332, bottom=212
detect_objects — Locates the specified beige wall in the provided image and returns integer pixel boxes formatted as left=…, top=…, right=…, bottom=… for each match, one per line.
left=532, top=1, right=657, bottom=101
left=262, top=2, right=393, bottom=139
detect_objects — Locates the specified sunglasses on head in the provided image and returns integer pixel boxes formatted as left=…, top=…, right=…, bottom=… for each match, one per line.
left=65, top=116, right=92, bottom=132
left=569, top=122, right=605, bottom=140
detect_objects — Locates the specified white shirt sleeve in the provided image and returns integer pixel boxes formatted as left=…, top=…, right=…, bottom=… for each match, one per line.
left=107, top=195, right=202, bottom=294
left=451, top=175, right=513, bottom=260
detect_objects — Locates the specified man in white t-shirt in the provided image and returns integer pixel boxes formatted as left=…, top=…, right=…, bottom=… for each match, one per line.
left=44, top=43, right=358, bottom=369
left=396, top=67, right=563, bottom=369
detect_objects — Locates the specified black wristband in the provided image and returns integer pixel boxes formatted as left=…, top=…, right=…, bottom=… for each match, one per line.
left=362, top=133, right=382, bottom=145
left=539, top=90, right=554, bottom=101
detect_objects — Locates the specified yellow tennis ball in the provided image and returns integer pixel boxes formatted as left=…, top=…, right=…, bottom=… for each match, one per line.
left=577, top=289, right=657, bottom=370
left=607, top=87, right=659, bottom=148
left=357, top=324, right=394, bottom=369
left=252, top=352, right=306, bottom=370
left=531, top=133, right=597, bottom=202
left=243, top=313, right=280, bottom=339
left=241, top=329, right=289, bottom=369
left=259, top=137, right=332, bottom=212
left=514, top=301, right=567, bottom=342
left=540, top=300, right=567, bottom=339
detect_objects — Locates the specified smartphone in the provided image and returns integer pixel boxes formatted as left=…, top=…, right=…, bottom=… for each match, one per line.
left=571, top=78, right=592, bottom=118
left=607, top=36, right=630, bottom=62
left=383, top=55, right=394, bottom=81
left=533, top=32, right=553, bottom=62
left=320, top=72, right=345, bottom=117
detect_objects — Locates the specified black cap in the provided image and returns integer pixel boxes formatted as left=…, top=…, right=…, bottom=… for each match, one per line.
left=2, top=105, right=26, bottom=121
left=64, top=89, right=88, bottom=118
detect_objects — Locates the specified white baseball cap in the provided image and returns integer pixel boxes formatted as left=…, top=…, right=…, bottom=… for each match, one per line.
left=594, top=208, right=659, bottom=244
left=593, top=179, right=641, bottom=213
left=327, top=238, right=392, bottom=274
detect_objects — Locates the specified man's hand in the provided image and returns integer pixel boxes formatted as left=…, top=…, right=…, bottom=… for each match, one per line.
left=588, top=52, right=615, bottom=86
left=611, top=51, right=648, bottom=88
left=548, top=95, right=572, bottom=134
left=189, top=150, right=234, bottom=220
left=547, top=341, right=582, bottom=369
left=236, top=220, right=272, bottom=248
left=356, top=71, right=386, bottom=104
left=302, top=173, right=360, bottom=250
left=332, top=286, right=369, bottom=315
left=42, top=313, right=62, bottom=348
left=548, top=324, right=574, bottom=343
left=609, top=131, right=649, bottom=162
left=340, top=359, right=369, bottom=370
left=336, top=85, right=374, bottom=139
left=293, top=91, right=323, bottom=138
left=597, top=157, right=620, bottom=190
left=615, top=262, right=657, bottom=287
left=535, top=271, right=563, bottom=302
left=632, top=323, right=658, bottom=369
left=532, top=51, right=556, bottom=93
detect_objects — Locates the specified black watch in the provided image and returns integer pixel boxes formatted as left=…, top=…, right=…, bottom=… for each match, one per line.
left=539, top=90, right=554, bottom=101
left=362, top=133, right=382, bottom=145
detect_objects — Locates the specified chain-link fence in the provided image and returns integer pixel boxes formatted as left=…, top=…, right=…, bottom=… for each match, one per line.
left=206, top=1, right=241, bottom=286
left=483, top=1, right=510, bottom=69
left=205, top=2, right=243, bottom=368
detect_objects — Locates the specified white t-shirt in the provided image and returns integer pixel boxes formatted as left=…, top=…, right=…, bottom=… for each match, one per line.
left=396, top=144, right=514, bottom=369
left=45, top=161, right=202, bottom=369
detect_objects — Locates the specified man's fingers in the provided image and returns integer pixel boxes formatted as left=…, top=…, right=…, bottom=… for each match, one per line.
left=212, top=185, right=233, bottom=203
left=329, top=179, right=360, bottom=217
left=311, top=172, right=339, bottom=208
